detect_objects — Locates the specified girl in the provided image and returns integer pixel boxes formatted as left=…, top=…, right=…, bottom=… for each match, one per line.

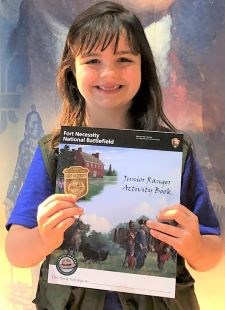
left=5, top=1, right=222, bottom=309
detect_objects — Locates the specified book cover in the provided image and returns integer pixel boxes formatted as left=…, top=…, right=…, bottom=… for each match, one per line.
left=48, top=126, right=184, bottom=298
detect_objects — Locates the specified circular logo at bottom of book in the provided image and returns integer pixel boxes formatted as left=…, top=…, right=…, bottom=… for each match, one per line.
left=56, top=254, right=78, bottom=275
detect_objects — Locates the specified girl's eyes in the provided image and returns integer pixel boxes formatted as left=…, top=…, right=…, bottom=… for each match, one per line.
left=84, top=57, right=133, bottom=65
left=85, top=59, right=100, bottom=64
left=118, top=57, right=132, bottom=63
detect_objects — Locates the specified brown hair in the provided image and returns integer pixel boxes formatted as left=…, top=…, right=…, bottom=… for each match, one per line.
left=53, top=1, right=175, bottom=143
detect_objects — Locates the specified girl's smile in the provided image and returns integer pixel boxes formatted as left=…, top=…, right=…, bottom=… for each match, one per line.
left=96, top=84, right=122, bottom=93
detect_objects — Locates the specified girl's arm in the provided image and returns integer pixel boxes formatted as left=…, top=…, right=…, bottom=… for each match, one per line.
left=6, top=224, right=54, bottom=267
left=146, top=204, right=223, bottom=271
left=5, top=194, right=83, bottom=267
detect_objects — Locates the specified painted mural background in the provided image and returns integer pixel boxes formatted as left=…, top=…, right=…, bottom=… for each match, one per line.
left=0, top=0, right=225, bottom=308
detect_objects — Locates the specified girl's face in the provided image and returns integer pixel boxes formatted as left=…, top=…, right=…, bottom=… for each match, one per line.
left=74, top=33, right=141, bottom=120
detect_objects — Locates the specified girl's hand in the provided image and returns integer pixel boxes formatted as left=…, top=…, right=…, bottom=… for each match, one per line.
left=146, top=204, right=203, bottom=265
left=37, top=194, right=84, bottom=253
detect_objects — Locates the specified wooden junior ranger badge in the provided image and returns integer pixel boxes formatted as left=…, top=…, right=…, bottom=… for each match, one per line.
left=63, top=166, right=89, bottom=198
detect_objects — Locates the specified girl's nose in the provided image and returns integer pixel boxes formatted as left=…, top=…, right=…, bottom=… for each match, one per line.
left=100, top=65, right=118, bottom=79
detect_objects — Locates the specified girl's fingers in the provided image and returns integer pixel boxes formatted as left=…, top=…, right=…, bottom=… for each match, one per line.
left=55, top=217, right=76, bottom=232
left=38, top=194, right=81, bottom=221
left=150, top=229, right=176, bottom=248
left=156, top=204, right=198, bottom=227
left=39, top=206, right=84, bottom=230
left=146, top=220, right=180, bottom=238
left=40, top=194, right=78, bottom=208
left=157, top=210, right=188, bottom=227
left=159, top=204, right=193, bottom=217
left=38, top=200, right=77, bottom=222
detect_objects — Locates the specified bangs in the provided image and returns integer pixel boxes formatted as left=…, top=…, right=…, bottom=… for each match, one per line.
left=70, top=14, right=140, bottom=56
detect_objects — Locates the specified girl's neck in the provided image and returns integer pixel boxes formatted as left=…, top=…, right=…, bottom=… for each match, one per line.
left=85, top=108, right=130, bottom=130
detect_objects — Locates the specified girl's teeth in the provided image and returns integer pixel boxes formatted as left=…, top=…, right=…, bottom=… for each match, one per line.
left=99, top=85, right=120, bottom=90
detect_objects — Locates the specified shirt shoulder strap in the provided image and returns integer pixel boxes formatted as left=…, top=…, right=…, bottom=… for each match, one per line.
left=38, top=134, right=58, bottom=186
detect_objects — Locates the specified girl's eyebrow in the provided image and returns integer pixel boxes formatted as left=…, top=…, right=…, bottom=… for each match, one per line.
left=81, top=50, right=136, bottom=58
left=115, top=50, right=135, bottom=55
left=80, top=52, right=100, bottom=58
